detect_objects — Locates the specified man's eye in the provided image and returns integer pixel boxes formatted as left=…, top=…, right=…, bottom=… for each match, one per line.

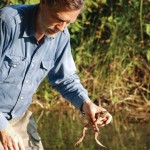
left=57, top=18, right=64, bottom=22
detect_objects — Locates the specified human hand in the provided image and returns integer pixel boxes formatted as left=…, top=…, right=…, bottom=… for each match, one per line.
left=0, top=124, right=25, bottom=150
left=82, top=100, right=112, bottom=126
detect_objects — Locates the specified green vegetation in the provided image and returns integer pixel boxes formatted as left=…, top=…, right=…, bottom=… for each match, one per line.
left=1, top=0, right=150, bottom=120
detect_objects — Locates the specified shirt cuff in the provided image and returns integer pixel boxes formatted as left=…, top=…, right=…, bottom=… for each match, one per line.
left=70, top=92, right=91, bottom=110
left=0, top=112, right=9, bottom=130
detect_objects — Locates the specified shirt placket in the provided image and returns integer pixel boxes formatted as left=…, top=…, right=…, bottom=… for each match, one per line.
left=11, top=39, right=51, bottom=117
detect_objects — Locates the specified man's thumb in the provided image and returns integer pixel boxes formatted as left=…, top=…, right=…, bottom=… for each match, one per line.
left=90, top=113, right=96, bottom=122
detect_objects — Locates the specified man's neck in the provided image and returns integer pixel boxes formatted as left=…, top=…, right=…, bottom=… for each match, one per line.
left=35, top=8, right=44, bottom=42
left=35, top=31, right=44, bottom=42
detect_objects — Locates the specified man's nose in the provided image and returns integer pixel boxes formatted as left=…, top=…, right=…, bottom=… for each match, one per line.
left=56, top=22, right=68, bottom=32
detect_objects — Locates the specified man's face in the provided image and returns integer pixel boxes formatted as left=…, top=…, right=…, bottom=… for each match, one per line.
left=38, top=1, right=81, bottom=37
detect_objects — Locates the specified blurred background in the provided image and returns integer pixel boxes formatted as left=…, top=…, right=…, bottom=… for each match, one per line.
left=1, top=0, right=150, bottom=149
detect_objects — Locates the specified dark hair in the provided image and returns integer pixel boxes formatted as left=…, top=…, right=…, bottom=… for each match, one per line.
left=46, top=0, right=85, bottom=10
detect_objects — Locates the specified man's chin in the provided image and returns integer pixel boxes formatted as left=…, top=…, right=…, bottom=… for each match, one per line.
left=44, top=31, right=58, bottom=38
left=45, top=28, right=60, bottom=37
left=46, top=33, right=56, bottom=38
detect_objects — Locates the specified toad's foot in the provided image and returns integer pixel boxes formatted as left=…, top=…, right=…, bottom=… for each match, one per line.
left=74, top=127, right=88, bottom=146
left=94, top=132, right=106, bottom=148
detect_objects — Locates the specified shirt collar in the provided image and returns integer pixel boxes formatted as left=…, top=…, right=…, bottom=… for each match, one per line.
left=22, top=4, right=39, bottom=38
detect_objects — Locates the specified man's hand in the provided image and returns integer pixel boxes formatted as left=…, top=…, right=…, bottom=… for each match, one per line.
left=82, top=100, right=112, bottom=125
left=0, top=124, right=25, bottom=150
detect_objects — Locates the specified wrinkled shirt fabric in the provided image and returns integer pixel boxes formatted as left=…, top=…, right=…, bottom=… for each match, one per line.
left=0, top=4, right=90, bottom=130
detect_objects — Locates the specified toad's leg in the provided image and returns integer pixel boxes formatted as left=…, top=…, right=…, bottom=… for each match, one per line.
left=74, top=126, right=88, bottom=146
left=94, top=124, right=99, bottom=132
left=94, top=131, right=106, bottom=148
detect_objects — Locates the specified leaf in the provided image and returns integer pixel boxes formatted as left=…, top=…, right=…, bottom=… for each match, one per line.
left=145, top=24, right=150, bottom=36
left=108, top=16, right=113, bottom=22
left=100, top=0, right=107, bottom=4
left=146, top=50, right=150, bottom=62
left=87, top=8, right=92, bottom=13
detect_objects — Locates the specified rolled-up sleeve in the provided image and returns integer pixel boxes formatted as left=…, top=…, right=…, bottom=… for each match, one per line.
left=48, top=34, right=90, bottom=110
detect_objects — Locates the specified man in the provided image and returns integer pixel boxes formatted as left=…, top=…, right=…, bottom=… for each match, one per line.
left=0, top=0, right=112, bottom=149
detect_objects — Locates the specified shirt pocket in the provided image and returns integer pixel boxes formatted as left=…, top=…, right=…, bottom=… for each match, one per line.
left=34, top=60, right=54, bottom=84
left=0, top=54, right=25, bottom=83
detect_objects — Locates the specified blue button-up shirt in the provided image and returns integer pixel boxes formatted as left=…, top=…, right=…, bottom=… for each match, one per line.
left=0, top=4, right=90, bottom=130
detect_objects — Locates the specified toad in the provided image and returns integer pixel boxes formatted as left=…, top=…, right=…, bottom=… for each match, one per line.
left=74, top=111, right=108, bottom=148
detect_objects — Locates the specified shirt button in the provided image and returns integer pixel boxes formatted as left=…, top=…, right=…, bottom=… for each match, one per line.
left=12, top=64, right=17, bottom=68
left=25, top=80, right=29, bottom=83
left=31, top=64, right=34, bottom=67
left=20, top=96, right=24, bottom=100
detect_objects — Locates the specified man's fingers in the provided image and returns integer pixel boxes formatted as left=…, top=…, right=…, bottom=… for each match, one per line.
left=96, top=107, right=112, bottom=125
left=82, top=100, right=112, bottom=126
left=91, top=113, right=97, bottom=122
left=3, top=145, right=8, bottom=150
left=18, top=143, right=25, bottom=150
left=105, top=113, right=113, bottom=125
left=7, top=141, right=14, bottom=150
left=0, top=124, right=25, bottom=150
left=3, top=140, right=14, bottom=150
left=18, top=136, right=25, bottom=150
left=12, top=136, right=19, bottom=150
